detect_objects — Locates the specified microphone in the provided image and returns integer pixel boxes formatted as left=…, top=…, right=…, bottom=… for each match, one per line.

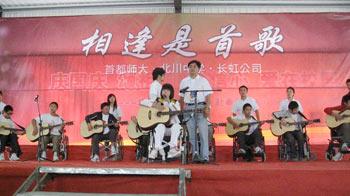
left=180, top=87, right=189, bottom=93
left=34, top=95, right=39, bottom=102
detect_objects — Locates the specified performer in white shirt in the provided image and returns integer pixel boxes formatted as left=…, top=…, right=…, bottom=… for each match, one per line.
left=231, top=85, right=260, bottom=121
left=179, top=60, right=212, bottom=163
left=107, top=94, right=123, bottom=121
left=31, top=102, right=64, bottom=161
left=0, top=105, right=23, bottom=161
left=137, top=67, right=166, bottom=162
left=227, top=103, right=264, bottom=160
left=140, top=83, right=181, bottom=160
left=279, top=87, right=303, bottom=113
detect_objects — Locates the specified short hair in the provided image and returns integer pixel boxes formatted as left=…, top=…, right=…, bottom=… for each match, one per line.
left=242, top=103, right=252, bottom=111
left=100, top=102, right=109, bottom=110
left=346, top=79, right=350, bottom=83
left=188, top=60, right=201, bottom=69
left=3, top=105, right=13, bottom=113
left=287, top=87, right=295, bottom=93
left=152, top=68, right=165, bottom=81
left=161, top=83, right=175, bottom=100
left=239, top=85, right=248, bottom=91
left=288, top=101, right=299, bottom=110
left=49, top=102, right=58, bottom=108
left=342, top=95, right=350, bottom=104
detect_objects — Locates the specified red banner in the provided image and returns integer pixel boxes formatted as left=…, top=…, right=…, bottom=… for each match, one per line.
left=0, top=13, right=349, bottom=145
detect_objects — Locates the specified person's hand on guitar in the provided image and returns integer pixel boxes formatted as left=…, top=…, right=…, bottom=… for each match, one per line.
left=154, top=102, right=165, bottom=111
left=33, top=126, right=38, bottom=136
left=281, top=118, right=288, bottom=126
left=333, top=112, right=343, bottom=121
left=87, top=123, right=93, bottom=132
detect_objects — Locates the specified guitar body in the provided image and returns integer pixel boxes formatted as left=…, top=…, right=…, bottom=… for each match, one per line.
left=80, top=120, right=104, bottom=138
left=137, top=106, right=170, bottom=129
left=225, top=119, right=250, bottom=136
left=26, top=123, right=50, bottom=142
left=326, top=110, right=350, bottom=128
left=0, top=122, right=12, bottom=135
left=127, top=120, right=143, bottom=139
left=270, top=117, right=296, bottom=136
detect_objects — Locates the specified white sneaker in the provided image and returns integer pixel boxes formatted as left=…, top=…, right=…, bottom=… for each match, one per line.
left=238, top=148, right=246, bottom=154
left=111, top=145, right=117, bottom=156
left=0, top=153, right=4, bottom=161
left=159, top=149, right=166, bottom=161
left=167, top=149, right=180, bottom=159
left=9, top=153, right=20, bottom=161
left=90, top=154, right=100, bottom=162
left=53, top=152, right=59, bottom=162
left=255, top=146, right=263, bottom=154
left=332, top=152, right=343, bottom=161
left=341, top=143, right=348, bottom=152
left=40, top=151, right=47, bottom=161
left=148, top=149, right=158, bottom=159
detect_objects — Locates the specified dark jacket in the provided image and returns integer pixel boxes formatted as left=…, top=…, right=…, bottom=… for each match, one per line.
left=85, top=112, right=117, bottom=130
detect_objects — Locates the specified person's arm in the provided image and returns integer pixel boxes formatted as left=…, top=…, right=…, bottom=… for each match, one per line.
left=85, top=112, right=99, bottom=123
left=31, top=118, right=38, bottom=136
left=324, top=105, right=344, bottom=116
left=255, top=110, right=261, bottom=121
left=227, top=116, right=239, bottom=128
left=205, top=95, right=211, bottom=118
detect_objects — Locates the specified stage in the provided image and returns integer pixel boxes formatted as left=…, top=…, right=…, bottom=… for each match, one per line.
left=1, top=145, right=350, bottom=196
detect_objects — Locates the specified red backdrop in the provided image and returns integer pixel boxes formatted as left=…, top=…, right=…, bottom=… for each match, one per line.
left=0, top=13, right=349, bottom=145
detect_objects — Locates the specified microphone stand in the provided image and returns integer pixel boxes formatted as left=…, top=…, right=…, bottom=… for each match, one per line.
left=35, top=97, right=51, bottom=162
left=184, top=89, right=221, bottom=163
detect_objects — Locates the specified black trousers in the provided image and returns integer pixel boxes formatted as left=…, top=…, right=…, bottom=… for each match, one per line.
left=283, top=130, right=305, bottom=157
left=335, top=123, right=350, bottom=144
left=236, top=129, right=263, bottom=151
left=139, top=134, right=150, bottom=158
left=0, top=133, right=22, bottom=156
left=91, top=129, right=117, bottom=156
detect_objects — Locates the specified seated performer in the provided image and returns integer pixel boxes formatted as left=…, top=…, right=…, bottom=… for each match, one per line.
left=273, top=101, right=306, bottom=161
left=31, top=102, right=64, bottom=161
left=0, top=105, right=23, bottom=161
left=140, top=83, right=181, bottom=160
left=227, top=103, right=264, bottom=160
left=85, top=102, right=119, bottom=162
left=324, top=94, right=350, bottom=154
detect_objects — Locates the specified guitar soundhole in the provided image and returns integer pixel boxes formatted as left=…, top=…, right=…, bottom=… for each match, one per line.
left=148, top=111, right=151, bottom=120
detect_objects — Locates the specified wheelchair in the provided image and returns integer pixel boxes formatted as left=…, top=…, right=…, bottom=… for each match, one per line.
left=36, top=129, right=69, bottom=161
left=90, top=131, right=124, bottom=161
left=134, top=123, right=188, bottom=164
left=325, top=128, right=350, bottom=161
left=277, top=128, right=314, bottom=161
left=231, top=129, right=266, bottom=162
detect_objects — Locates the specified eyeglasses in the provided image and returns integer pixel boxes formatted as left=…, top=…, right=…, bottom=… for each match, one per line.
left=7, top=112, right=13, bottom=115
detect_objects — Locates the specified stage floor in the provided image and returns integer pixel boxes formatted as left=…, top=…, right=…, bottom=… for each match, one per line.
left=1, top=145, right=350, bottom=196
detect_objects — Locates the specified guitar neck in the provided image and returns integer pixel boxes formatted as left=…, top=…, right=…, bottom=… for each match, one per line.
left=159, top=109, right=202, bottom=116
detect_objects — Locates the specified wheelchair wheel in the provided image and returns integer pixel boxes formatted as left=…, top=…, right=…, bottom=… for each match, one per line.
left=210, top=138, right=216, bottom=162
left=261, top=152, right=267, bottom=162
left=116, top=135, right=124, bottom=161
left=60, top=136, right=68, bottom=161
left=325, top=148, right=336, bottom=161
